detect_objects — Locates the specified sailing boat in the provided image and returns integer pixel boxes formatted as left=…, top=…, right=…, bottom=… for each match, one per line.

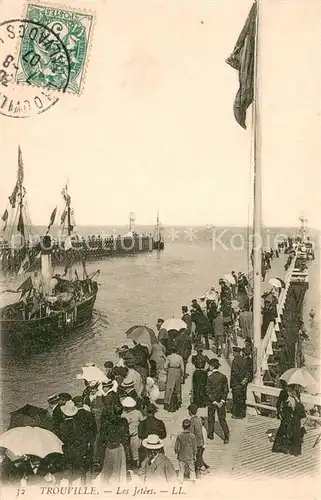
left=0, top=177, right=99, bottom=346
left=152, top=209, right=164, bottom=250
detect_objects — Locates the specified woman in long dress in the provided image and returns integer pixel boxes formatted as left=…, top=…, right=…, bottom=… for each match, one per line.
left=100, top=407, right=130, bottom=484
left=272, top=384, right=306, bottom=456
left=163, top=344, right=184, bottom=412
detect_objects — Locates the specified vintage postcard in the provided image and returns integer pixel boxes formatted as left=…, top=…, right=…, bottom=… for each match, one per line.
left=0, top=0, right=320, bottom=499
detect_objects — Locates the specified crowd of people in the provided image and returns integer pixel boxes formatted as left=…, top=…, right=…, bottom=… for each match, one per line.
left=0, top=267, right=259, bottom=487
left=0, top=239, right=310, bottom=487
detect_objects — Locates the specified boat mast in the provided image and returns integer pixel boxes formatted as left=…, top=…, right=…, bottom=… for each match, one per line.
left=17, top=146, right=25, bottom=244
left=252, top=0, right=263, bottom=384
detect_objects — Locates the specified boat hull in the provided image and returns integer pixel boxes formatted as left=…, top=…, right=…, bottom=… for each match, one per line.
left=1, top=292, right=97, bottom=346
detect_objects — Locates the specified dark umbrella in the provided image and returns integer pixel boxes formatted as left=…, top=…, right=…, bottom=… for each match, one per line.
left=9, top=405, right=53, bottom=431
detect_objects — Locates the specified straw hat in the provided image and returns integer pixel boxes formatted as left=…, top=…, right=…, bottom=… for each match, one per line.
left=121, top=377, right=135, bottom=390
left=60, top=400, right=78, bottom=417
left=142, top=434, right=163, bottom=450
left=121, top=397, right=136, bottom=408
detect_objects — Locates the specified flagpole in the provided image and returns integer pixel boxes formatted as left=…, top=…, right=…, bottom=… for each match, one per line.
left=252, top=0, right=263, bottom=384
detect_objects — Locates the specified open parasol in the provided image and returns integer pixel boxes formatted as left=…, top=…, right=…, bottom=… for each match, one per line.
left=0, top=426, right=63, bottom=458
left=76, top=366, right=107, bottom=383
left=9, top=404, right=53, bottom=431
left=126, top=325, right=158, bottom=349
left=161, top=318, right=187, bottom=332
left=279, top=368, right=318, bottom=394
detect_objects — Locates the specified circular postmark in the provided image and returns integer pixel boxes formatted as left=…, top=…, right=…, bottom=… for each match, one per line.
left=0, top=19, right=71, bottom=118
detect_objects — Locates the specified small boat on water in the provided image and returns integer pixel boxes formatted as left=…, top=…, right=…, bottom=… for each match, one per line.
left=0, top=153, right=99, bottom=347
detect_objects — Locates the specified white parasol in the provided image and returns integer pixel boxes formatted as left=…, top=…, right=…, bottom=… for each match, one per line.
left=76, top=366, right=108, bottom=383
left=0, top=426, right=63, bottom=458
left=279, top=368, right=318, bottom=394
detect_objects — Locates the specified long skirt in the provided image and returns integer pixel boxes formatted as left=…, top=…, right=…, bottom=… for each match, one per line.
left=101, top=444, right=126, bottom=484
left=272, top=415, right=302, bottom=456
left=191, top=370, right=208, bottom=408
left=164, top=367, right=182, bottom=411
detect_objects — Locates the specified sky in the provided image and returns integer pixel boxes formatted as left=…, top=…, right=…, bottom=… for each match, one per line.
left=0, top=0, right=320, bottom=228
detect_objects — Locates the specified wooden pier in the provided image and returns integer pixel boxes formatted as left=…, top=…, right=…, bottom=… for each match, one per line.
left=154, top=253, right=320, bottom=481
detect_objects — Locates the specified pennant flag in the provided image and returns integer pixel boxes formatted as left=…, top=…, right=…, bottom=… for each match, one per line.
left=18, top=254, right=30, bottom=275
left=60, top=209, right=67, bottom=225
left=17, top=212, right=25, bottom=236
left=17, top=275, right=33, bottom=294
left=61, top=184, right=71, bottom=205
left=271, top=329, right=277, bottom=342
left=226, top=3, right=256, bottom=129
left=47, top=206, right=57, bottom=232
left=1, top=209, right=8, bottom=222
left=267, top=340, right=274, bottom=356
left=9, top=183, right=18, bottom=208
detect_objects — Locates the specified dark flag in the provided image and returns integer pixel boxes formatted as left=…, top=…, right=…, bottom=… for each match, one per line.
left=9, top=183, right=18, bottom=208
left=18, top=254, right=30, bottom=275
left=17, top=275, right=33, bottom=295
left=1, top=209, right=8, bottom=222
left=226, top=3, right=257, bottom=129
left=1, top=209, right=8, bottom=232
left=60, top=210, right=67, bottom=225
left=17, top=212, right=25, bottom=236
left=47, top=206, right=57, bottom=232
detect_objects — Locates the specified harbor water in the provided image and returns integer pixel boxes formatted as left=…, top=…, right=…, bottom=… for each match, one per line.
left=0, top=229, right=319, bottom=432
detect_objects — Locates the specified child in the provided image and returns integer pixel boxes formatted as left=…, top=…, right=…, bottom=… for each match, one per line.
left=121, top=396, right=144, bottom=470
left=187, top=404, right=204, bottom=477
left=174, top=419, right=197, bottom=483
left=200, top=417, right=209, bottom=472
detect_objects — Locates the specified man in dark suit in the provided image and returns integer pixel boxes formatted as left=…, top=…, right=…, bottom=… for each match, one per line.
left=175, top=328, right=192, bottom=381
left=230, top=346, right=250, bottom=419
left=206, top=358, right=229, bottom=443
left=138, top=403, right=167, bottom=464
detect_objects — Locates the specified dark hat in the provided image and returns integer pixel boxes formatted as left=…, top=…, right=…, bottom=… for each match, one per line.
left=104, top=361, right=114, bottom=369
left=72, top=395, right=83, bottom=407
left=146, top=403, right=158, bottom=414
left=58, top=393, right=72, bottom=402
left=47, top=394, right=59, bottom=405
left=232, top=346, right=242, bottom=353
left=157, top=318, right=164, bottom=323
left=209, top=358, right=220, bottom=369
left=182, top=306, right=188, bottom=312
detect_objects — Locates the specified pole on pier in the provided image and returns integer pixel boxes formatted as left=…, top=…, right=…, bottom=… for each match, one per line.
left=252, top=0, right=263, bottom=385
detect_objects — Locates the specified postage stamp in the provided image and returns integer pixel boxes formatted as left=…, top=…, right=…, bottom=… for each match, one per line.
left=0, top=18, right=71, bottom=118
left=17, top=3, right=94, bottom=95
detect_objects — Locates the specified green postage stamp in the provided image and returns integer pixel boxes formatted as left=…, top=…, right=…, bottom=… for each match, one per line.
left=17, top=3, right=94, bottom=94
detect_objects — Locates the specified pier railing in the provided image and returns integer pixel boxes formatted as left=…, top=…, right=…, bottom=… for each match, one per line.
left=260, top=252, right=308, bottom=375
left=246, top=383, right=321, bottom=423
